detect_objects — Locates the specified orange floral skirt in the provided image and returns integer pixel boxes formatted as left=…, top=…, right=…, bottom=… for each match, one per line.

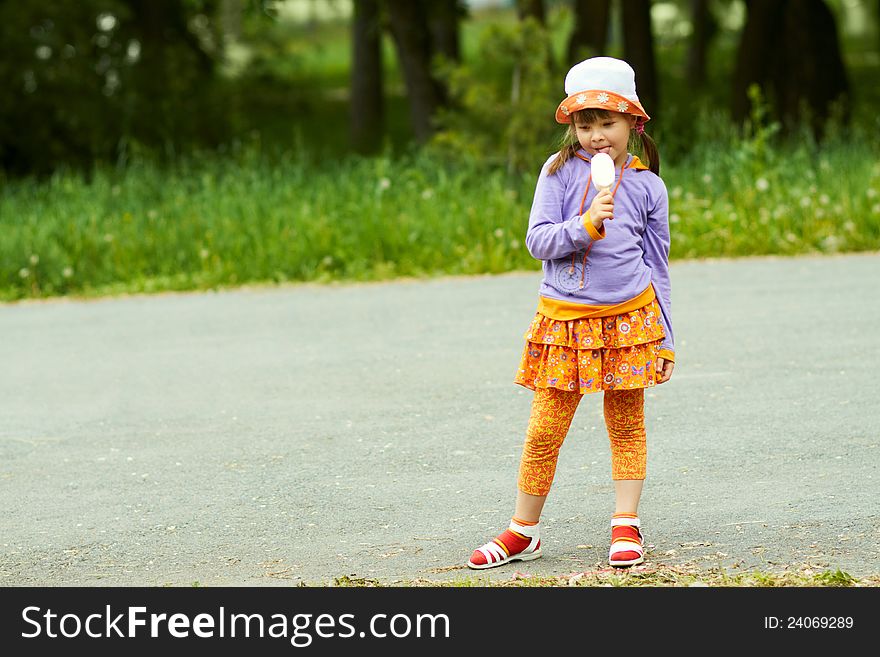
left=514, top=297, right=666, bottom=395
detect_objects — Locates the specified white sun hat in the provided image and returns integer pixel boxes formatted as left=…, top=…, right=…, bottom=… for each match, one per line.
left=555, top=57, right=650, bottom=125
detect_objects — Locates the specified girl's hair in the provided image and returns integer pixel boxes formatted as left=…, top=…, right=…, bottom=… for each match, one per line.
left=548, top=108, right=661, bottom=176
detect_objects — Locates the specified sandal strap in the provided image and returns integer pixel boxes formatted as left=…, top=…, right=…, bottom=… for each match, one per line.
left=609, top=540, right=644, bottom=559
left=476, top=541, right=508, bottom=564
left=508, top=520, right=540, bottom=538
left=610, top=516, right=640, bottom=528
left=609, top=521, right=644, bottom=559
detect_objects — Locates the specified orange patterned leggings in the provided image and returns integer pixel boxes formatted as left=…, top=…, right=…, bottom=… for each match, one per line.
left=518, top=386, right=646, bottom=496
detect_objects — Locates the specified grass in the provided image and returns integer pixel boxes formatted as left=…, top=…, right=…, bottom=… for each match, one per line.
left=323, top=565, right=877, bottom=587
left=3, top=4, right=879, bottom=302
left=2, top=126, right=879, bottom=302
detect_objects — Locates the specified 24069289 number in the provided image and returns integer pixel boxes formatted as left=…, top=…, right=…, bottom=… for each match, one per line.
left=764, top=616, right=854, bottom=629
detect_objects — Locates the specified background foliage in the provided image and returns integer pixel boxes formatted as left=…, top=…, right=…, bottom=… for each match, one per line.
left=1, top=0, right=879, bottom=301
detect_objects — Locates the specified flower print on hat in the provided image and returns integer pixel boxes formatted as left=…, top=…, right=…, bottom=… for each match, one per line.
left=555, top=57, right=650, bottom=125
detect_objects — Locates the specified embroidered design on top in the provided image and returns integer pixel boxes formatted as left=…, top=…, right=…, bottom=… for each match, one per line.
left=554, top=259, right=589, bottom=293
left=617, top=100, right=629, bottom=112
left=596, top=92, right=610, bottom=104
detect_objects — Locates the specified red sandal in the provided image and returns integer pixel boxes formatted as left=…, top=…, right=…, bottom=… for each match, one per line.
left=609, top=516, right=644, bottom=567
left=467, top=520, right=542, bottom=570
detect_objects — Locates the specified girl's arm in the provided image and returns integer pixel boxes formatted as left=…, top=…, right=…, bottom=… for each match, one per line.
left=524, top=163, right=605, bottom=261
left=642, top=181, right=675, bottom=363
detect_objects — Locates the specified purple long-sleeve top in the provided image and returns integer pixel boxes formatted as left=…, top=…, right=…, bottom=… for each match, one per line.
left=525, top=149, right=675, bottom=358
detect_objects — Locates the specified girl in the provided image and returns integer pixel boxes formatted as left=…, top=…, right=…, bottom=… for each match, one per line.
left=467, top=57, right=674, bottom=570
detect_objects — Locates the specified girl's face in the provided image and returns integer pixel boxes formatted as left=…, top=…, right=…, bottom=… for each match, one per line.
left=573, top=110, right=635, bottom=168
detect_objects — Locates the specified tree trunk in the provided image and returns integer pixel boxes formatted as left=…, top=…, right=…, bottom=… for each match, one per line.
left=385, top=0, right=445, bottom=143
left=126, top=0, right=214, bottom=77
left=351, top=0, right=384, bottom=154
left=567, top=0, right=611, bottom=65
left=516, top=0, right=545, bottom=24
left=426, top=0, right=463, bottom=63
left=124, top=0, right=215, bottom=146
left=685, top=0, right=716, bottom=88
left=732, top=0, right=849, bottom=134
left=731, top=0, right=781, bottom=122
left=621, top=0, right=659, bottom=118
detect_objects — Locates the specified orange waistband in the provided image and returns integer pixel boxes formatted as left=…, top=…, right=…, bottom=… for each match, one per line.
left=537, top=285, right=655, bottom=320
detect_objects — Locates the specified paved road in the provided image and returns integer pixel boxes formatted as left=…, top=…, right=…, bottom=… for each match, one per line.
left=1, top=253, right=878, bottom=586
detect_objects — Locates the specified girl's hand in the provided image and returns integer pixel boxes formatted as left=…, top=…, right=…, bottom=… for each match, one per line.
left=588, top=189, right=614, bottom=230
left=655, top=357, right=674, bottom=384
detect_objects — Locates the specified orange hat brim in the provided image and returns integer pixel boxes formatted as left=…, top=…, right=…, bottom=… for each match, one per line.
left=555, top=89, right=650, bottom=124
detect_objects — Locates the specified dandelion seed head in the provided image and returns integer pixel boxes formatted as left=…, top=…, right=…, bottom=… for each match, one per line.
left=822, top=234, right=840, bottom=251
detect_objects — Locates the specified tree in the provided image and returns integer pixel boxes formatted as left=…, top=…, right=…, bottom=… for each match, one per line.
left=685, top=0, right=717, bottom=88
left=567, top=0, right=612, bottom=65
left=350, top=0, right=384, bottom=154
left=426, top=0, right=464, bottom=64
left=621, top=0, right=659, bottom=118
left=385, top=0, right=447, bottom=142
left=516, top=0, right=546, bottom=24
left=732, top=0, right=850, bottom=134
left=0, top=0, right=223, bottom=176
left=123, top=0, right=219, bottom=147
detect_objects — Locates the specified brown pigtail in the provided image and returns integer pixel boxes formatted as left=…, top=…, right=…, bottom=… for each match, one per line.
left=548, top=141, right=579, bottom=176
left=639, top=130, right=660, bottom=176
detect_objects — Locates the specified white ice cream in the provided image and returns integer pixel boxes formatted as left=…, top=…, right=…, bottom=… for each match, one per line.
left=591, top=152, right=615, bottom=191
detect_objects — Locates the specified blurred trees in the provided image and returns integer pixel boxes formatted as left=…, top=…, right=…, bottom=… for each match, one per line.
left=350, top=0, right=384, bottom=153
left=0, top=0, right=875, bottom=178
left=732, top=0, right=850, bottom=134
left=385, top=0, right=449, bottom=143
left=621, top=0, right=658, bottom=119
left=567, top=0, right=611, bottom=62
left=0, top=0, right=227, bottom=176
left=349, top=0, right=465, bottom=151
left=685, top=0, right=717, bottom=88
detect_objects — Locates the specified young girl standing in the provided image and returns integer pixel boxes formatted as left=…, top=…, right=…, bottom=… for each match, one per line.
left=468, top=57, right=674, bottom=570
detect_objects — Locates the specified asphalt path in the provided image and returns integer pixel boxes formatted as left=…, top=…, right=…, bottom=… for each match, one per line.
left=1, top=252, right=878, bottom=586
